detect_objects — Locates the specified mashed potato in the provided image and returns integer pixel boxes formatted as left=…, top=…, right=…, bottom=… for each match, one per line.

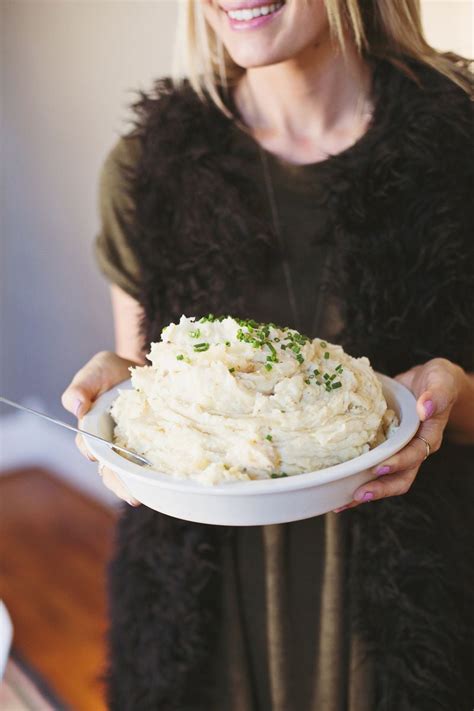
left=111, top=315, right=398, bottom=485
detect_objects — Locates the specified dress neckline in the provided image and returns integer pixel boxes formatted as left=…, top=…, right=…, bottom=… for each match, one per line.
left=224, top=59, right=390, bottom=182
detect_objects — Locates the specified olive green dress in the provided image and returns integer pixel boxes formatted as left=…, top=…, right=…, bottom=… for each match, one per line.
left=94, top=131, right=374, bottom=711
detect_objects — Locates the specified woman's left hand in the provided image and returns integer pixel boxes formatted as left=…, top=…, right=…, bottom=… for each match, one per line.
left=334, top=358, right=464, bottom=511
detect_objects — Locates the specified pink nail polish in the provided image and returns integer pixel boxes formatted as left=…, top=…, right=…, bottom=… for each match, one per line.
left=376, top=465, right=391, bottom=476
left=74, top=398, right=83, bottom=417
left=423, top=399, right=434, bottom=418
left=355, top=490, right=374, bottom=503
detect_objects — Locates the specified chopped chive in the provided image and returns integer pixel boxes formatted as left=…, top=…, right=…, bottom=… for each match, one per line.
left=229, top=367, right=235, bottom=373
left=324, top=351, right=330, bottom=359
left=189, top=329, right=201, bottom=339
left=225, top=341, right=231, bottom=347
left=265, top=363, right=273, bottom=371
left=304, top=378, right=311, bottom=385
left=265, top=434, right=273, bottom=441
left=194, top=342, right=210, bottom=352
left=296, top=354, right=304, bottom=364
left=176, top=354, right=184, bottom=361
left=271, top=472, right=288, bottom=479
left=320, top=341, right=327, bottom=348
left=332, top=382, right=342, bottom=389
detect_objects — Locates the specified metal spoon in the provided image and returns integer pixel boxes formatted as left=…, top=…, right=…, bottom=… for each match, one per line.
left=0, top=395, right=151, bottom=467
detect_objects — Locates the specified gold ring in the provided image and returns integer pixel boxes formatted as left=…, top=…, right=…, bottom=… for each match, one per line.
left=415, top=434, right=431, bottom=461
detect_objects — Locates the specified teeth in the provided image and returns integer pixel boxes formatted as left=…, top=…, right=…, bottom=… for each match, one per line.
left=227, top=3, right=283, bottom=21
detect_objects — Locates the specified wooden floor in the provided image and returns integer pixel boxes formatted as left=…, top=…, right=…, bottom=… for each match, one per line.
left=0, top=467, right=119, bottom=711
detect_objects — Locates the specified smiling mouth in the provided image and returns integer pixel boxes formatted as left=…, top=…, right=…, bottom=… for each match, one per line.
left=222, top=1, right=286, bottom=25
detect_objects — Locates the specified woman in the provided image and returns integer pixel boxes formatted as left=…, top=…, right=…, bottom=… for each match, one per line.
left=62, top=1, right=473, bottom=709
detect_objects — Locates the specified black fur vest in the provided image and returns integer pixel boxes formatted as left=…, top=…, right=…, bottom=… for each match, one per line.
left=106, top=60, right=474, bottom=710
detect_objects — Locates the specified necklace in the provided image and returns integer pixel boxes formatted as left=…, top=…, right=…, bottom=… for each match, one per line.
left=259, top=146, right=336, bottom=337
left=256, top=91, right=374, bottom=335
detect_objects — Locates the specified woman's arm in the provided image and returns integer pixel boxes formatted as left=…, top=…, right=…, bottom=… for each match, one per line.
left=110, top=284, right=147, bottom=364
left=447, top=369, right=474, bottom=445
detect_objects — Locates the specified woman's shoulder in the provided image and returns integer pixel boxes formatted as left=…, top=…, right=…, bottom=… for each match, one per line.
left=101, top=132, right=143, bottom=190
left=102, top=77, right=211, bottom=174
left=390, top=58, right=472, bottom=130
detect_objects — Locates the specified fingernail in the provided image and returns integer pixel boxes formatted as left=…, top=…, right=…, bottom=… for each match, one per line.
left=74, top=398, right=83, bottom=417
left=423, top=399, right=434, bottom=419
left=355, top=490, right=374, bottom=503
left=127, top=499, right=140, bottom=507
left=375, top=465, right=391, bottom=476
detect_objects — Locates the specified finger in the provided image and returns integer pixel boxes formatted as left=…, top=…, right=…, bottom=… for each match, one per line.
left=99, top=464, right=141, bottom=506
left=413, top=417, right=445, bottom=455
left=415, top=362, right=458, bottom=421
left=394, top=367, right=419, bottom=391
left=75, top=433, right=97, bottom=462
left=62, top=383, right=92, bottom=418
left=61, top=351, right=131, bottom=417
left=367, top=433, right=430, bottom=480
left=353, top=466, right=419, bottom=503
left=333, top=501, right=360, bottom=513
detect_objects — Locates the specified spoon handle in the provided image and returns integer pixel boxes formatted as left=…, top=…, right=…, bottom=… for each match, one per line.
left=0, top=396, right=151, bottom=466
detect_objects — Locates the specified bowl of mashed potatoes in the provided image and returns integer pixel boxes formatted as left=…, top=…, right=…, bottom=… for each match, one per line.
left=82, top=315, right=419, bottom=525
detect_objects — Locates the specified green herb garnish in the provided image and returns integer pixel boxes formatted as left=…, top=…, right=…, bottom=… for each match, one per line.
left=265, top=434, right=273, bottom=441
left=176, top=354, right=184, bottom=361
left=194, top=342, right=210, bottom=352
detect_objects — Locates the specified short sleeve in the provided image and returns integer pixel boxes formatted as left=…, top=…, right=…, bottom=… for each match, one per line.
left=94, top=134, right=143, bottom=299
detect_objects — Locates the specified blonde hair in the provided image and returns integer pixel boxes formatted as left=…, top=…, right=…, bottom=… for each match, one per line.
left=173, top=0, right=472, bottom=110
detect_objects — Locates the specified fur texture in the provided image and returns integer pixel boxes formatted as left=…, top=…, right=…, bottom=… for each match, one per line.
left=104, top=59, right=474, bottom=710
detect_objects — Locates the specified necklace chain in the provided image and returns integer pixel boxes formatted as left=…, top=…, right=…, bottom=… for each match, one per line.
left=259, top=146, right=302, bottom=332
left=254, top=81, right=374, bottom=334
left=260, top=147, right=336, bottom=338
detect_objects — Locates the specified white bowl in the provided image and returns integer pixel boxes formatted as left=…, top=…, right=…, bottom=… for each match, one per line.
left=81, top=374, right=419, bottom=526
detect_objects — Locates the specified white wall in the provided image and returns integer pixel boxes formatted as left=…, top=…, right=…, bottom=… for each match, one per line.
left=0, top=0, right=178, bottom=500
left=1, top=0, right=178, bottom=417
left=422, top=1, right=473, bottom=57
left=0, top=0, right=471, bottom=500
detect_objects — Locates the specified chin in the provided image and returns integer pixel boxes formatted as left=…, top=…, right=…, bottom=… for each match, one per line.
left=204, top=0, right=329, bottom=69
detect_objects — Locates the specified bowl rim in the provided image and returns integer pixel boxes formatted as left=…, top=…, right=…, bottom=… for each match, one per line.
left=81, top=373, right=419, bottom=496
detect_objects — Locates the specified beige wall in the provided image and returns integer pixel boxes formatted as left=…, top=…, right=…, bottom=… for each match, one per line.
left=0, top=0, right=472, bottom=423
left=422, top=1, right=473, bottom=56
left=1, top=1, right=179, bottom=419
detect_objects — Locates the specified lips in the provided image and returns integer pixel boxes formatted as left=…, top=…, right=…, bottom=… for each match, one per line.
left=220, top=1, right=286, bottom=27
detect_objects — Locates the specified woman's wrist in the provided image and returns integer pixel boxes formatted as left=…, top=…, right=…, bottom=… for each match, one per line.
left=445, top=365, right=474, bottom=444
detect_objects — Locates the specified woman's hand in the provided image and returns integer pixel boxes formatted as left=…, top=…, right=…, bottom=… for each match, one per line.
left=61, top=351, right=142, bottom=506
left=334, top=358, right=465, bottom=512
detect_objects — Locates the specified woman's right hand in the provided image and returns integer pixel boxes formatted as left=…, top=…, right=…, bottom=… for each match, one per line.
left=61, top=350, right=141, bottom=505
